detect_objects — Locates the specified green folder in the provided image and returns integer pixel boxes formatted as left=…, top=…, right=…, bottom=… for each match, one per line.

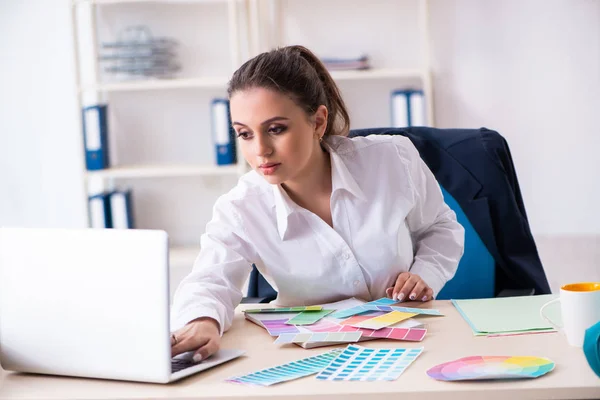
left=452, top=294, right=562, bottom=336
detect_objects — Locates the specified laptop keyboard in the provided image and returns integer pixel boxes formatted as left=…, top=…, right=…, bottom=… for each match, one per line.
left=171, top=358, right=201, bottom=373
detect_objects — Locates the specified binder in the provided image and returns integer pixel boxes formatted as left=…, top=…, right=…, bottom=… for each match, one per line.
left=82, top=104, right=110, bottom=170
left=88, top=192, right=112, bottom=229
left=390, top=90, right=428, bottom=127
left=108, top=189, right=134, bottom=229
left=211, top=99, right=237, bottom=165
left=408, top=90, right=427, bottom=127
left=390, top=90, right=409, bottom=128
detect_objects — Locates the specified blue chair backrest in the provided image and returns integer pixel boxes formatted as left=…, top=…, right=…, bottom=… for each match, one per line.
left=436, top=186, right=495, bottom=299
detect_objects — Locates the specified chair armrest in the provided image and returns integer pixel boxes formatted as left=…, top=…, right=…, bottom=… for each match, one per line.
left=497, top=288, right=535, bottom=297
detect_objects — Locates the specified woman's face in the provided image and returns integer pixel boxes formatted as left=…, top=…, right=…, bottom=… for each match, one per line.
left=230, top=87, right=326, bottom=186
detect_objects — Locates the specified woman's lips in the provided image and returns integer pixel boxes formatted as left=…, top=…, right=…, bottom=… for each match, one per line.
left=258, top=163, right=281, bottom=175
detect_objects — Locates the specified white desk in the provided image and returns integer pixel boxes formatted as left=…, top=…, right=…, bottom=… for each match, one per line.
left=1, top=301, right=599, bottom=399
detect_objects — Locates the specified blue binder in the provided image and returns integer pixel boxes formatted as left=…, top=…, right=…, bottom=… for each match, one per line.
left=210, top=99, right=237, bottom=165
left=108, top=189, right=134, bottom=229
left=391, top=90, right=409, bottom=128
left=88, top=192, right=112, bottom=229
left=390, top=90, right=427, bottom=127
left=82, top=104, right=110, bottom=170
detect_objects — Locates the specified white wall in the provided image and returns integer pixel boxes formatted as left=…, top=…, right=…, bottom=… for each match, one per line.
left=0, top=0, right=87, bottom=229
left=1, top=0, right=598, bottom=238
left=429, top=0, right=600, bottom=235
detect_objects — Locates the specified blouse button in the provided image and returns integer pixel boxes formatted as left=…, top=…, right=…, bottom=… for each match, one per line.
left=353, top=280, right=360, bottom=286
left=343, top=253, right=350, bottom=260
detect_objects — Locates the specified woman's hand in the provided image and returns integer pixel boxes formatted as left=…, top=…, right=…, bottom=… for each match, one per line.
left=385, top=272, right=433, bottom=302
left=170, top=317, right=221, bottom=362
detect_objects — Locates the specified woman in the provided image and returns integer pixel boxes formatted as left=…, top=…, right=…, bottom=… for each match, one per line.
left=170, top=45, right=464, bottom=362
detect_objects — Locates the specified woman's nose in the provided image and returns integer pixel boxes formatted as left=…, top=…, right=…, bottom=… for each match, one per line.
left=255, top=134, right=273, bottom=157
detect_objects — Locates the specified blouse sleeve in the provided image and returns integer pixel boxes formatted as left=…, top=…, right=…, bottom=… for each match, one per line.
left=170, top=198, right=257, bottom=334
left=396, top=137, right=465, bottom=297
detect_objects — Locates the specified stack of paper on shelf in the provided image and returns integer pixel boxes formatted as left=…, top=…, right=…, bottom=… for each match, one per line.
left=452, top=294, right=560, bottom=337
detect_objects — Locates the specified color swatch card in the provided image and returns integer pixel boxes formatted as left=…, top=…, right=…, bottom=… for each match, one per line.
left=316, top=344, right=423, bottom=381
left=262, top=319, right=301, bottom=336
left=330, top=297, right=442, bottom=319
left=339, top=313, right=387, bottom=325
left=227, top=349, right=342, bottom=386
left=286, top=309, right=334, bottom=325
left=329, top=298, right=399, bottom=319
left=363, top=305, right=444, bottom=316
left=427, top=356, right=555, bottom=381
left=340, top=325, right=427, bottom=342
left=245, top=305, right=323, bottom=313
left=274, top=331, right=362, bottom=344
left=351, top=311, right=417, bottom=330
left=302, top=318, right=346, bottom=333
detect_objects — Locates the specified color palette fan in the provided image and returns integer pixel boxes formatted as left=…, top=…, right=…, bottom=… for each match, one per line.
left=426, top=355, right=555, bottom=381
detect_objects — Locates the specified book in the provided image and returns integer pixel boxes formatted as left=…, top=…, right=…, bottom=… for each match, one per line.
left=82, top=105, right=110, bottom=170
left=108, top=189, right=134, bottom=229
left=211, top=99, right=237, bottom=165
left=88, top=192, right=111, bottom=229
left=390, top=90, right=428, bottom=127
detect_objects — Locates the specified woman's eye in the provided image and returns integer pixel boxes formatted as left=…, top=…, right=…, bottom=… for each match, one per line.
left=269, top=125, right=287, bottom=135
left=237, top=131, right=251, bottom=140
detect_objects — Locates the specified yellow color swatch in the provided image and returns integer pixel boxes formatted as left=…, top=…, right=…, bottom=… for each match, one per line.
left=352, top=311, right=417, bottom=330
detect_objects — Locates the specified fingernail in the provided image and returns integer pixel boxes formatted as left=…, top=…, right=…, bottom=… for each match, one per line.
left=393, top=293, right=398, bottom=301
left=421, top=296, right=428, bottom=302
left=397, top=293, right=405, bottom=301
left=193, top=354, right=203, bottom=363
left=409, top=293, right=416, bottom=301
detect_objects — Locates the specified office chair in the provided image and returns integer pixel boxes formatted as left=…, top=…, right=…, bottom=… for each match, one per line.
left=242, top=127, right=551, bottom=303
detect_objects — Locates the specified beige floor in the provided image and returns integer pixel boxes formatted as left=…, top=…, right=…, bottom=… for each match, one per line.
left=535, top=235, right=600, bottom=293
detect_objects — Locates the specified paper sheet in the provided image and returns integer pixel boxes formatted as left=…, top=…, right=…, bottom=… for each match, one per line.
left=452, top=295, right=560, bottom=335
left=227, top=349, right=342, bottom=386
left=316, top=344, right=423, bottom=381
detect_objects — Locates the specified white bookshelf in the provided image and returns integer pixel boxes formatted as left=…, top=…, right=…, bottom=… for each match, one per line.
left=79, top=76, right=231, bottom=92
left=85, top=164, right=242, bottom=179
left=78, top=68, right=427, bottom=93
left=70, top=0, right=436, bottom=264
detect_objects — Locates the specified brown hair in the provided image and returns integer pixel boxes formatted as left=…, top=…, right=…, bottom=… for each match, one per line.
left=227, top=45, right=350, bottom=137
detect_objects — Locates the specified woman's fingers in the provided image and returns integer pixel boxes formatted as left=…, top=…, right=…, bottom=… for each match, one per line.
left=386, top=287, right=394, bottom=298
left=193, top=337, right=220, bottom=362
left=171, top=329, right=209, bottom=357
left=422, top=287, right=434, bottom=302
left=392, top=273, right=411, bottom=301
left=409, top=281, right=427, bottom=302
left=395, top=274, right=419, bottom=302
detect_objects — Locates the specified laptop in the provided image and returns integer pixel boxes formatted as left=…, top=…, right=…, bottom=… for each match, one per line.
left=0, top=227, right=244, bottom=383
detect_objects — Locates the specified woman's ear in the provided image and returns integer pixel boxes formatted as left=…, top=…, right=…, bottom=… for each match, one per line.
left=314, top=105, right=328, bottom=137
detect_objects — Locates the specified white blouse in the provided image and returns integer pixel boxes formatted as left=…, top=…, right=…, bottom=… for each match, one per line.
left=171, top=134, right=464, bottom=333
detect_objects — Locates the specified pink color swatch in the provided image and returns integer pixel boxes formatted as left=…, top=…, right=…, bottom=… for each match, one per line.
left=262, top=319, right=301, bottom=336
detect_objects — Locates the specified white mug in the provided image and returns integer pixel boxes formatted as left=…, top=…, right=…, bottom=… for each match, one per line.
left=540, top=282, right=600, bottom=347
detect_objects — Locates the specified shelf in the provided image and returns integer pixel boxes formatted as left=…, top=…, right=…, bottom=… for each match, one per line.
left=74, top=0, right=234, bottom=5
left=330, top=68, right=425, bottom=81
left=80, top=76, right=230, bottom=93
left=85, top=164, right=242, bottom=179
left=79, top=68, right=425, bottom=93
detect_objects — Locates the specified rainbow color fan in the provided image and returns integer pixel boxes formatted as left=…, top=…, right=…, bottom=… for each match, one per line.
left=427, top=356, right=555, bottom=381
